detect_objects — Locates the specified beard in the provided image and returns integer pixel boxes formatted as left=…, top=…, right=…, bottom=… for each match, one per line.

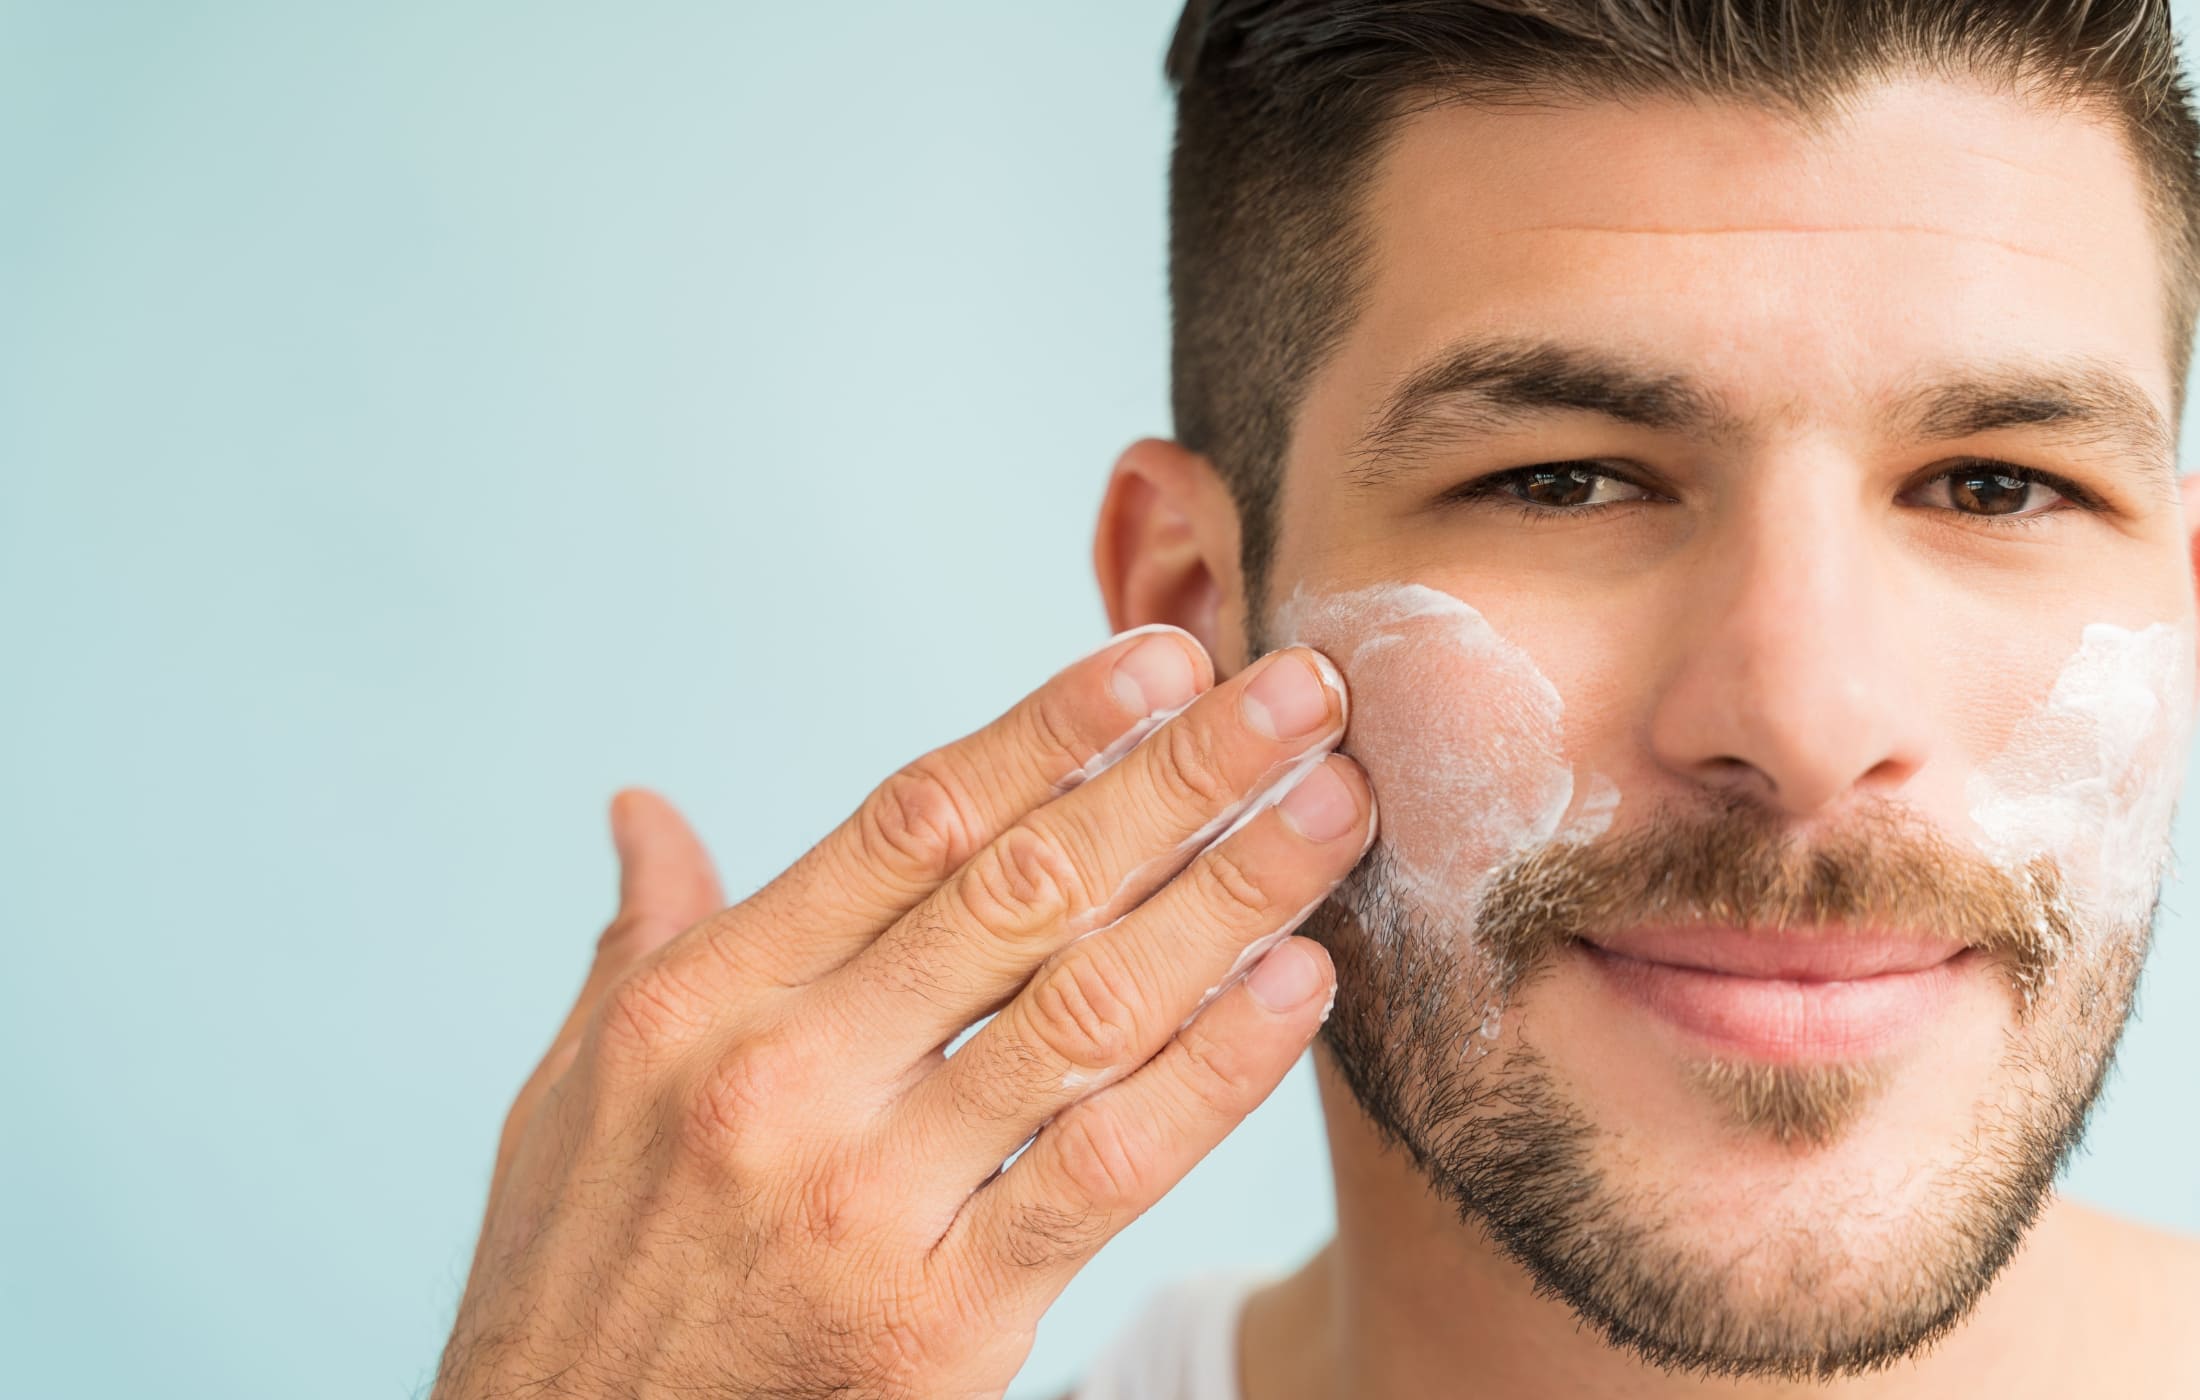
left=1302, top=791, right=2153, bottom=1382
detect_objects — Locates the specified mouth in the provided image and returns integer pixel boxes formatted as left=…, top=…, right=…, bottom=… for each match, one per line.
left=1571, top=926, right=1976, bottom=1061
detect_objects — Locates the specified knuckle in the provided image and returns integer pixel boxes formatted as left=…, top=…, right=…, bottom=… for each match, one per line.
left=1048, top=1103, right=1152, bottom=1209
left=597, top=961, right=714, bottom=1071
left=1024, top=951, right=1142, bottom=1072
left=1190, top=844, right=1281, bottom=924
left=863, top=758, right=979, bottom=879
left=1151, top=719, right=1238, bottom=810
left=959, top=824, right=1079, bottom=936
left=681, top=1033, right=798, bottom=1156
left=944, top=1035, right=1050, bottom=1128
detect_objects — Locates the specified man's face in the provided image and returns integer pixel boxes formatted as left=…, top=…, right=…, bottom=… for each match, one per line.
left=1258, top=78, right=2198, bottom=1377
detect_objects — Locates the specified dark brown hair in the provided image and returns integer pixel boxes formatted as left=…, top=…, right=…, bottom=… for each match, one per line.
left=1164, top=0, right=2200, bottom=605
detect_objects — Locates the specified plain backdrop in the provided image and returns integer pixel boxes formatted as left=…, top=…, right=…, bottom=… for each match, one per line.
left=5, top=4, right=2199, bottom=1397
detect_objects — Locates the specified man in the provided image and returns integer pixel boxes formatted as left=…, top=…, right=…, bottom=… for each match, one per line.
left=432, top=1, right=2200, bottom=1396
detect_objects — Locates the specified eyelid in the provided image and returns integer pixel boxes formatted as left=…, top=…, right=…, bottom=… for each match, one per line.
left=1442, top=457, right=2106, bottom=526
left=1904, top=458, right=2098, bottom=514
left=1444, top=460, right=1663, bottom=504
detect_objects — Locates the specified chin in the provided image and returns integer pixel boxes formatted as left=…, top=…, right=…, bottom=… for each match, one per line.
left=1320, top=923, right=2131, bottom=1379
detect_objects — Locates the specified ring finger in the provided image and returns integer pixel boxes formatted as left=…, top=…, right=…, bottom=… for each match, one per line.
left=892, top=750, right=1373, bottom=1184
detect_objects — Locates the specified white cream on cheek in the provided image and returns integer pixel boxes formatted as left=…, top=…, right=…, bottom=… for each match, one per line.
left=1278, top=589, right=2197, bottom=959
left=1967, top=620, right=2197, bottom=940
left=1276, top=582, right=1617, bottom=934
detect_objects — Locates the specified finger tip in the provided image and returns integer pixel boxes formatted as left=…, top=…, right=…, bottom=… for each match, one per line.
left=1309, top=751, right=1376, bottom=851
left=1246, top=934, right=1335, bottom=1013
left=1291, top=933, right=1336, bottom=980
left=615, top=785, right=680, bottom=823
left=609, top=787, right=664, bottom=854
left=1302, top=646, right=1349, bottom=727
left=1099, top=623, right=1217, bottom=694
left=1298, top=939, right=1340, bottom=1030
left=1319, top=747, right=1368, bottom=788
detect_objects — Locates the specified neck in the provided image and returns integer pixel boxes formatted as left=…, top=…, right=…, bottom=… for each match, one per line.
left=1238, top=1050, right=2110, bottom=1400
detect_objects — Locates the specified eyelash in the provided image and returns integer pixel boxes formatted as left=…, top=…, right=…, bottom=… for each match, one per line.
left=1444, top=459, right=2106, bottom=528
left=1442, top=461, right=1653, bottom=521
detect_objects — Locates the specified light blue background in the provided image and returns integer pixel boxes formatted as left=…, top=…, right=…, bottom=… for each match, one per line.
left=5, top=5, right=2198, bottom=1397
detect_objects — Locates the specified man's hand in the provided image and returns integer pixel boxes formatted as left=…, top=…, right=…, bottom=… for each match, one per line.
left=433, top=628, right=1373, bottom=1399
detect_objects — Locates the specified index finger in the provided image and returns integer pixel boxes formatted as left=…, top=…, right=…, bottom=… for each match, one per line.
left=718, top=625, right=1214, bottom=989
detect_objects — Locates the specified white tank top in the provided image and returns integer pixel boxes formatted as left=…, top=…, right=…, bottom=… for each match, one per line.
left=1066, top=1269, right=1272, bottom=1400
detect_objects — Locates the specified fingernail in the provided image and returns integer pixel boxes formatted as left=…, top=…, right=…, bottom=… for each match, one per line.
left=1246, top=938, right=1326, bottom=1012
left=1241, top=650, right=1336, bottom=741
left=1278, top=760, right=1359, bottom=843
left=1112, top=633, right=1200, bottom=717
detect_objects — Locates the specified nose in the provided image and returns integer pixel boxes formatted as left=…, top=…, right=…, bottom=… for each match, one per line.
left=1646, top=479, right=1930, bottom=818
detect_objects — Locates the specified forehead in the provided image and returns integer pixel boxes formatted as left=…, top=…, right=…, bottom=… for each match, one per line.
left=1302, top=77, right=2171, bottom=456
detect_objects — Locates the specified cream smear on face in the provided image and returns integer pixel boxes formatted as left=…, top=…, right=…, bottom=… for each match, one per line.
left=1967, top=620, right=2197, bottom=941
left=1276, top=583, right=1617, bottom=936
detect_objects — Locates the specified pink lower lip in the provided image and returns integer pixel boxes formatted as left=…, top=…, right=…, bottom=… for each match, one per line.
left=1575, top=940, right=1974, bottom=1060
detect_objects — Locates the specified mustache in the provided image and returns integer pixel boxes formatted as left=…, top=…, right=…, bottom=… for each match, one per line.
left=1451, top=793, right=2073, bottom=1010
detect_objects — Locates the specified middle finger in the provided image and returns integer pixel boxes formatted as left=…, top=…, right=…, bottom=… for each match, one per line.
left=808, top=645, right=1348, bottom=1066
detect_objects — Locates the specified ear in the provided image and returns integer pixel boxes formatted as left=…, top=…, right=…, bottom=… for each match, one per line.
left=1092, top=437, right=1244, bottom=665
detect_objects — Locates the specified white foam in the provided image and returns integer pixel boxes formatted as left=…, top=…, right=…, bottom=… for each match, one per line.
left=1967, top=620, right=2196, bottom=936
left=1275, top=582, right=1617, bottom=931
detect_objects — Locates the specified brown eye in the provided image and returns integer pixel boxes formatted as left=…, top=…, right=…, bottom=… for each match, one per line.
left=1487, top=464, right=1650, bottom=509
left=1917, top=464, right=2070, bottom=519
left=1519, top=466, right=1598, bottom=507
left=1949, top=470, right=2037, bottom=516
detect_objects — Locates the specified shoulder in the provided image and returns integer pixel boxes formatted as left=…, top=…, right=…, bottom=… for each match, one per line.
left=2064, top=1200, right=2200, bottom=1285
left=2059, top=1200, right=2200, bottom=1387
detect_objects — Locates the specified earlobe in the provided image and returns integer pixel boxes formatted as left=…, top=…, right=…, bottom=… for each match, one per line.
left=1092, top=437, right=1243, bottom=660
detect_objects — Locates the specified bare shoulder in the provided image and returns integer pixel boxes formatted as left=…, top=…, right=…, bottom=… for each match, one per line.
left=2057, top=1200, right=2200, bottom=1385
left=2063, top=1199, right=2200, bottom=1283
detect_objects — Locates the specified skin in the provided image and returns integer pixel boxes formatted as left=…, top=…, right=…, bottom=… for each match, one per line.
left=1099, top=78, right=2200, bottom=1396
left=440, top=75, right=2200, bottom=1400
left=435, top=637, right=1373, bottom=1398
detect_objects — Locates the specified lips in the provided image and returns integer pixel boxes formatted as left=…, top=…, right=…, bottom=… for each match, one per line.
left=1573, top=926, right=1974, bottom=1060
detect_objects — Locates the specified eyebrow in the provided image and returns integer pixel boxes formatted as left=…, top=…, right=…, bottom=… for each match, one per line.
left=1345, top=334, right=2177, bottom=498
left=1896, top=362, right=2176, bottom=490
left=1346, top=338, right=1732, bottom=485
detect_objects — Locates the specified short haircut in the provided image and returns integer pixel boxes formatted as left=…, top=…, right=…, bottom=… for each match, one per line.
left=1163, top=0, right=2200, bottom=607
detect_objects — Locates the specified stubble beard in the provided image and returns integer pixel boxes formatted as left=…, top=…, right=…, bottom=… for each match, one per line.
left=1303, top=800, right=2152, bottom=1382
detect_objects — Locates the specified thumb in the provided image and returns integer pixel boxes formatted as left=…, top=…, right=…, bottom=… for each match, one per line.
left=488, top=789, right=727, bottom=1195
left=605, top=788, right=726, bottom=962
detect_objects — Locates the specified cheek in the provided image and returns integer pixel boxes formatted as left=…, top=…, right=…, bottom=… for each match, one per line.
left=1966, top=621, right=2197, bottom=933
left=1280, top=583, right=1613, bottom=917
